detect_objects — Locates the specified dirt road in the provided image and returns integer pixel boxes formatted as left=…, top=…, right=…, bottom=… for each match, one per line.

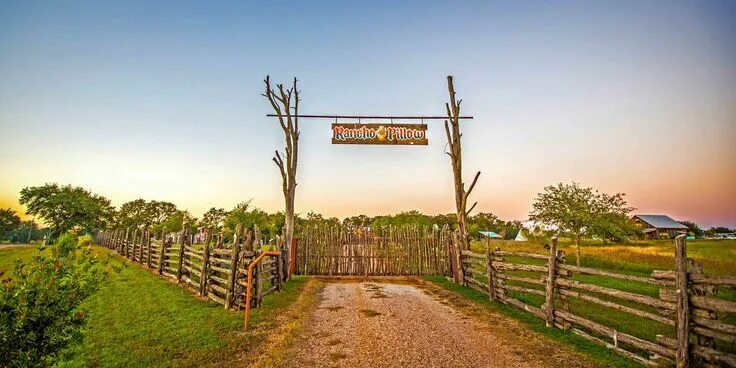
left=282, top=279, right=598, bottom=368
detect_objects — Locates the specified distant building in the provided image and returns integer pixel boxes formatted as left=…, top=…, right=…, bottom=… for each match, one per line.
left=632, top=215, right=688, bottom=239
left=514, top=230, right=528, bottom=241
left=479, top=231, right=502, bottom=239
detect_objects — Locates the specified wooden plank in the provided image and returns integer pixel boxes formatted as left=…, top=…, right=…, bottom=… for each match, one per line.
left=209, top=265, right=232, bottom=275
left=494, top=262, right=547, bottom=273
left=570, top=327, right=656, bottom=366
left=207, top=292, right=226, bottom=305
left=209, top=283, right=228, bottom=295
left=692, top=326, right=736, bottom=344
left=184, top=251, right=203, bottom=261
left=493, top=250, right=548, bottom=260
left=183, top=265, right=202, bottom=278
left=690, top=295, right=736, bottom=314
left=559, top=264, right=673, bottom=286
left=559, top=289, right=674, bottom=326
left=505, top=297, right=545, bottom=319
left=555, top=310, right=675, bottom=359
left=507, top=285, right=546, bottom=297
left=692, top=315, right=736, bottom=336
left=657, top=335, right=736, bottom=367
left=555, top=278, right=676, bottom=310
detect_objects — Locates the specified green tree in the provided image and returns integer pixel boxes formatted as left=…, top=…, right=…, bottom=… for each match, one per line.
left=0, top=208, right=21, bottom=240
left=10, top=221, right=43, bottom=243
left=223, top=201, right=270, bottom=239
left=201, top=207, right=228, bottom=229
left=19, top=184, right=113, bottom=238
left=0, top=232, right=113, bottom=367
left=679, top=221, right=703, bottom=238
left=116, top=199, right=150, bottom=228
left=343, top=215, right=372, bottom=229
left=529, top=182, right=633, bottom=266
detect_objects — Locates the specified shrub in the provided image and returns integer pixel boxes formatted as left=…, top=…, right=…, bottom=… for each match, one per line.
left=0, top=232, right=113, bottom=367
left=54, top=232, right=77, bottom=258
left=77, top=235, right=93, bottom=248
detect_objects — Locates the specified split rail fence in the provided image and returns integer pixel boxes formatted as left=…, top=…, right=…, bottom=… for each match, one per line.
left=459, top=235, right=736, bottom=367
left=95, top=224, right=286, bottom=311
left=295, top=225, right=451, bottom=276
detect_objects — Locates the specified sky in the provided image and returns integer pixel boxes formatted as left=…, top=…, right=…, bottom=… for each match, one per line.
left=1, top=0, right=735, bottom=228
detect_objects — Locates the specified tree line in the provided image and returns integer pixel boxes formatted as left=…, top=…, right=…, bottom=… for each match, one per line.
left=2, top=182, right=729, bottom=245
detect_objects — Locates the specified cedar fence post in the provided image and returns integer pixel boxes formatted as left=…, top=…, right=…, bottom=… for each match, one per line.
left=158, top=228, right=166, bottom=274
left=674, top=234, right=690, bottom=368
left=254, top=249, right=263, bottom=307
left=200, top=227, right=212, bottom=297
left=455, top=230, right=465, bottom=285
left=123, top=228, right=129, bottom=257
left=486, top=238, right=495, bottom=301
left=138, top=227, right=145, bottom=263
left=177, top=227, right=187, bottom=282
left=545, top=235, right=558, bottom=327
left=225, top=224, right=242, bottom=309
left=146, top=227, right=152, bottom=268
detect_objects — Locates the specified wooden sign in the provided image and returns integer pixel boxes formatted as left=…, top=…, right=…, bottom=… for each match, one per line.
left=331, top=123, right=428, bottom=145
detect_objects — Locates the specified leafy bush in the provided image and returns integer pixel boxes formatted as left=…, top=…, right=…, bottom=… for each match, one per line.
left=0, top=232, right=113, bottom=367
left=77, top=235, right=93, bottom=248
left=54, top=232, right=77, bottom=257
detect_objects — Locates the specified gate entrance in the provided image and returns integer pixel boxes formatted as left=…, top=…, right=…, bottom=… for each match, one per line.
left=295, top=225, right=454, bottom=276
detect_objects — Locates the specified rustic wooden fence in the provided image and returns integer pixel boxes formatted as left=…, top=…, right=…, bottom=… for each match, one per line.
left=95, top=224, right=286, bottom=310
left=459, top=235, right=736, bottom=367
left=295, top=225, right=452, bottom=276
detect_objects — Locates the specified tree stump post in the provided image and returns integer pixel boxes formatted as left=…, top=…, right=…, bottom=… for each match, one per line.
left=545, top=236, right=559, bottom=327
left=200, top=227, right=212, bottom=297
left=674, top=234, right=690, bottom=368
left=486, top=238, right=495, bottom=301
left=138, top=227, right=145, bottom=264
left=158, top=229, right=166, bottom=274
left=176, top=227, right=187, bottom=282
left=145, top=227, right=152, bottom=268
left=253, top=249, right=263, bottom=307
left=225, top=224, right=242, bottom=309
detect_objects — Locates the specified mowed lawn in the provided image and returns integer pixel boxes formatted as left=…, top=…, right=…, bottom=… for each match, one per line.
left=0, top=245, right=318, bottom=368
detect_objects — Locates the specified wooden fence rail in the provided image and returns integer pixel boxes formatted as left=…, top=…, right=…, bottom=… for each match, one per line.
left=459, top=235, right=736, bottom=367
left=95, top=224, right=286, bottom=312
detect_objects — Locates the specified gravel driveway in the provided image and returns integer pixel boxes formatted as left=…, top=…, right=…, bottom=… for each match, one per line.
left=283, top=278, right=598, bottom=368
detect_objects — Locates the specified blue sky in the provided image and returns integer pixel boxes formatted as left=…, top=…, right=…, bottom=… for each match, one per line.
left=1, top=1, right=735, bottom=227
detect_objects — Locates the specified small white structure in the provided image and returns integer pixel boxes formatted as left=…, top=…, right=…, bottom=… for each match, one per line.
left=514, top=231, right=528, bottom=241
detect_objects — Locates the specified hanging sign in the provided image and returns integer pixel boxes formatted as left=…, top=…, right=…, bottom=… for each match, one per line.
left=331, top=123, right=428, bottom=145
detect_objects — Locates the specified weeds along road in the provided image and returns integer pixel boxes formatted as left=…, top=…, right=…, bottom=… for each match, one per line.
left=281, top=278, right=599, bottom=368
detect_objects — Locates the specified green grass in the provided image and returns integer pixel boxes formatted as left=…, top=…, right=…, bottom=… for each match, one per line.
left=466, top=238, right=736, bottom=361
left=425, top=275, right=643, bottom=368
left=473, top=238, right=736, bottom=276
left=0, top=245, right=314, bottom=367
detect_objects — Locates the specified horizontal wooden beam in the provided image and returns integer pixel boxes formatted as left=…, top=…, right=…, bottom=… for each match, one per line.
left=266, top=114, right=473, bottom=120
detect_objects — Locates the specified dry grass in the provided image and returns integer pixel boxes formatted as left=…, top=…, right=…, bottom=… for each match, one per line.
left=472, top=238, right=736, bottom=275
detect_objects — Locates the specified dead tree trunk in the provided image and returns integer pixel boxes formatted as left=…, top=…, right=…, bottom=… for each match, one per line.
left=444, top=75, right=480, bottom=254
left=264, top=76, right=300, bottom=280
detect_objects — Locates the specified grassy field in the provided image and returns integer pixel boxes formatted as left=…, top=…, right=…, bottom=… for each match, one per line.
left=462, top=238, right=736, bottom=360
left=0, top=245, right=322, bottom=368
left=472, top=238, right=736, bottom=275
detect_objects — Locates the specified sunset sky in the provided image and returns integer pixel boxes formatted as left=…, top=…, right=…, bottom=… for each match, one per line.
left=1, top=1, right=734, bottom=228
